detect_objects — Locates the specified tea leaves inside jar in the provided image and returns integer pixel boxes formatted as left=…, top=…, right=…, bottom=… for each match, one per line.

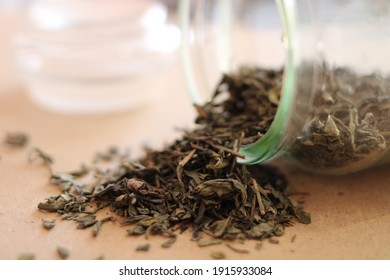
left=291, top=66, right=390, bottom=171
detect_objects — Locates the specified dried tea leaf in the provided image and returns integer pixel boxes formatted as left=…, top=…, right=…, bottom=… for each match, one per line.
left=17, top=253, right=35, bottom=260
left=292, top=207, right=312, bottom=224
left=291, top=234, right=297, bottom=243
left=226, top=243, right=249, bottom=254
left=29, top=148, right=53, bottom=165
left=161, top=237, right=176, bottom=249
left=92, top=216, right=115, bottom=237
left=42, top=219, right=56, bottom=230
left=197, top=238, right=223, bottom=247
left=57, top=247, right=69, bottom=260
left=75, top=214, right=97, bottom=229
left=207, top=217, right=232, bottom=238
left=267, top=86, right=281, bottom=106
left=4, top=132, right=29, bottom=147
left=269, top=238, right=279, bottom=244
left=255, top=243, right=263, bottom=251
left=195, top=179, right=247, bottom=203
left=210, top=251, right=226, bottom=260
left=127, top=226, right=146, bottom=236
left=68, top=164, right=90, bottom=177
left=247, top=222, right=275, bottom=239
left=136, top=244, right=150, bottom=252
left=38, top=197, right=66, bottom=212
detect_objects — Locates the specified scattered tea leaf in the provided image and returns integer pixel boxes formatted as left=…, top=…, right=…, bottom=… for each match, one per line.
left=292, top=207, right=312, bottom=225
left=4, top=132, right=29, bottom=147
left=197, top=238, right=223, bottom=248
left=136, top=244, right=150, bottom=252
left=92, top=216, right=115, bottom=237
left=161, top=237, right=176, bottom=249
left=42, top=219, right=56, bottom=230
left=29, top=147, right=53, bottom=174
left=57, top=246, right=69, bottom=260
left=211, top=251, right=226, bottom=260
left=291, top=234, right=297, bottom=243
left=255, top=243, right=263, bottom=251
left=269, top=238, right=279, bottom=244
left=226, top=243, right=249, bottom=254
left=17, top=253, right=35, bottom=260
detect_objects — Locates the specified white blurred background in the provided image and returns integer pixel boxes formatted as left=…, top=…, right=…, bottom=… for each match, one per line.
left=0, top=0, right=182, bottom=113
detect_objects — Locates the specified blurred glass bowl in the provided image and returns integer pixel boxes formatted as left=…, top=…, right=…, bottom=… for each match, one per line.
left=13, top=0, right=180, bottom=114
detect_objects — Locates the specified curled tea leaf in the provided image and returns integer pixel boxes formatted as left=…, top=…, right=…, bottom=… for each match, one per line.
left=161, top=237, right=176, bottom=249
left=195, top=179, right=247, bottom=203
left=226, top=243, right=249, bottom=254
left=29, top=147, right=53, bottom=174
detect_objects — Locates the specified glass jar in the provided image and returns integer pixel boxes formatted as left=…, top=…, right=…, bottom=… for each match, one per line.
left=13, top=0, right=180, bottom=114
left=179, top=0, right=390, bottom=174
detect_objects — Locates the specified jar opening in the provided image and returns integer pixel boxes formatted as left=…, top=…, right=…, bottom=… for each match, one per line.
left=179, top=0, right=292, bottom=163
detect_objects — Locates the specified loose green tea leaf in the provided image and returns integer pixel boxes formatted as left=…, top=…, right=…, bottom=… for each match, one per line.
left=210, top=251, right=226, bottom=260
left=42, top=219, right=56, bottom=230
left=57, top=246, right=69, bottom=260
left=92, top=216, right=115, bottom=237
left=17, top=253, right=35, bottom=260
left=4, top=132, right=29, bottom=147
left=29, top=147, right=54, bottom=174
left=292, top=206, right=312, bottom=225
left=255, top=243, right=263, bottom=251
left=74, top=214, right=97, bottom=229
left=226, top=243, right=250, bottom=254
left=161, top=237, right=176, bottom=249
left=127, top=225, right=146, bottom=236
left=136, top=244, right=150, bottom=252
left=291, top=234, right=297, bottom=243
left=268, top=238, right=279, bottom=244
left=197, top=238, right=223, bottom=248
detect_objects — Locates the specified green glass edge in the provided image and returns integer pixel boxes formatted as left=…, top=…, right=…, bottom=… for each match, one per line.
left=238, top=0, right=295, bottom=164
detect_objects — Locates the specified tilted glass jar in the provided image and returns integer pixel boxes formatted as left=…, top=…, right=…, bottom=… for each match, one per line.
left=179, top=0, right=390, bottom=174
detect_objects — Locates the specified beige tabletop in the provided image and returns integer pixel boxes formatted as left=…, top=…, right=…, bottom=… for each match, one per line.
left=1, top=10, right=390, bottom=261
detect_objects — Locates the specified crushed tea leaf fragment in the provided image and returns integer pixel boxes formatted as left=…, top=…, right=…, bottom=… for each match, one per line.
left=197, top=238, right=223, bottom=248
left=57, top=246, right=70, bottom=260
left=42, top=219, right=56, bottom=230
left=161, top=237, right=177, bottom=249
left=136, top=244, right=150, bottom=252
left=226, top=243, right=250, bottom=254
left=17, top=253, right=35, bottom=260
left=211, top=251, right=226, bottom=260
left=4, top=132, right=29, bottom=147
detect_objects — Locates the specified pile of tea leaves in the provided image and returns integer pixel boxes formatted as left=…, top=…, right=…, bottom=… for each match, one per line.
left=36, top=67, right=310, bottom=248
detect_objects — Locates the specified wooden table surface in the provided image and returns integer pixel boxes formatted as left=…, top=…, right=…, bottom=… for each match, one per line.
left=1, top=10, right=390, bottom=261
